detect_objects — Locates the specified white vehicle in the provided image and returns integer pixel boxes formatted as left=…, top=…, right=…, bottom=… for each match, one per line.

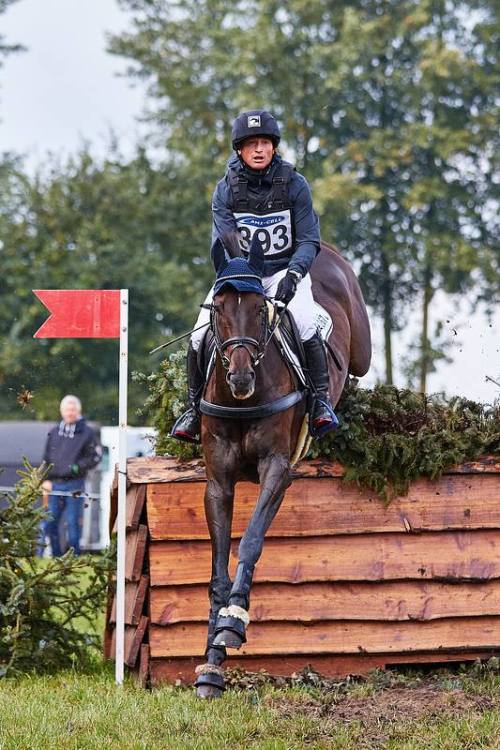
left=97, top=426, right=156, bottom=548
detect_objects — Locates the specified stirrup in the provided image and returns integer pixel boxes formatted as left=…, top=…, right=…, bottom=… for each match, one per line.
left=170, top=409, right=201, bottom=444
left=309, top=397, right=339, bottom=439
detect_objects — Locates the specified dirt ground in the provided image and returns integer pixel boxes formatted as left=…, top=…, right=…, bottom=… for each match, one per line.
left=226, top=661, right=500, bottom=747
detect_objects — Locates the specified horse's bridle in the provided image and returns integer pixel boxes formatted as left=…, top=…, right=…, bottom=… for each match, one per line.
left=208, top=299, right=269, bottom=369
left=204, top=298, right=284, bottom=370
left=199, top=297, right=306, bottom=420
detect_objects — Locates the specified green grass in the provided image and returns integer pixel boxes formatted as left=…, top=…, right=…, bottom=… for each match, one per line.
left=1, top=663, right=499, bottom=750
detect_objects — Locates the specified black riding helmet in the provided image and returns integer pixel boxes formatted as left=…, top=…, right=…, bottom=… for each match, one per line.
left=231, top=110, right=281, bottom=150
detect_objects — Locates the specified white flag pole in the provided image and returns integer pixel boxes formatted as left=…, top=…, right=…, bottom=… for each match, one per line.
left=115, top=288, right=129, bottom=684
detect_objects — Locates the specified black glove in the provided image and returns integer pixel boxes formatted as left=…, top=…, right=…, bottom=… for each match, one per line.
left=275, top=271, right=301, bottom=305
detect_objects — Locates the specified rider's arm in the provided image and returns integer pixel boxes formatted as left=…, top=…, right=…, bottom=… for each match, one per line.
left=211, top=180, right=238, bottom=265
left=288, top=177, right=321, bottom=278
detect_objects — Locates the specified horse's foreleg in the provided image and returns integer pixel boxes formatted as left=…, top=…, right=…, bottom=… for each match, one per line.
left=213, top=453, right=291, bottom=650
left=195, top=476, right=234, bottom=699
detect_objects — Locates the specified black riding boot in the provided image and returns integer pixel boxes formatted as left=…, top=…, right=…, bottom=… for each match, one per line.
left=303, top=333, right=338, bottom=437
left=170, top=343, right=204, bottom=443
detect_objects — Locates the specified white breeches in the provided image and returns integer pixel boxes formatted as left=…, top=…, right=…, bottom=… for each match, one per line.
left=191, top=268, right=317, bottom=351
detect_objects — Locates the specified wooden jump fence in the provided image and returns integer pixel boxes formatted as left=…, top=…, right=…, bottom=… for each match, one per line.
left=105, top=455, right=500, bottom=687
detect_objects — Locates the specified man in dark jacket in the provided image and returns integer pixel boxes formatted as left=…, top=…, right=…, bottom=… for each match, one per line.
left=41, top=394, right=101, bottom=556
left=171, top=109, right=336, bottom=443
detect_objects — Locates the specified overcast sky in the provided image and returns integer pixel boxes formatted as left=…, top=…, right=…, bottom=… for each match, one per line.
left=1, top=0, right=498, bottom=402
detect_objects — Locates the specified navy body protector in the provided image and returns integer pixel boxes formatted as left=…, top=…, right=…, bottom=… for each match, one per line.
left=227, top=161, right=296, bottom=260
left=227, top=161, right=295, bottom=212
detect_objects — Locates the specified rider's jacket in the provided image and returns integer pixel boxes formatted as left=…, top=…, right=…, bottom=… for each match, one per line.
left=211, top=154, right=321, bottom=278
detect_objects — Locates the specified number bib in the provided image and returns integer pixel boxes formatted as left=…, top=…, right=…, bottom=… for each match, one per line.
left=234, top=209, right=293, bottom=257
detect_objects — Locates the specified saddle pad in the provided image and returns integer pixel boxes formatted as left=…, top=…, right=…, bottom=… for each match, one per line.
left=313, top=302, right=333, bottom=340
left=268, top=302, right=333, bottom=387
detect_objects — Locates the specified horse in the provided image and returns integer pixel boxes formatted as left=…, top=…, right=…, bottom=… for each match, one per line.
left=194, top=234, right=371, bottom=698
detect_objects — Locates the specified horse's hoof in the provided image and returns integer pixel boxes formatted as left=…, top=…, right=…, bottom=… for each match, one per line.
left=196, top=683, right=223, bottom=699
left=194, top=665, right=225, bottom=698
left=213, top=627, right=244, bottom=650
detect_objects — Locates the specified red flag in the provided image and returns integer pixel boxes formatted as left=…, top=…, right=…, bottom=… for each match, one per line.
left=33, top=289, right=121, bottom=338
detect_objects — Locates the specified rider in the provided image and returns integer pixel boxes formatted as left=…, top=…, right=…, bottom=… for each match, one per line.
left=171, top=109, right=337, bottom=443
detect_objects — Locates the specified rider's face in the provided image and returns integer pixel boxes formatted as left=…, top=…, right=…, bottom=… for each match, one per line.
left=239, top=137, right=274, bottom=170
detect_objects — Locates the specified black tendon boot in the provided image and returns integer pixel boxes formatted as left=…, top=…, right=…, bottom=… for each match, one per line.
left=170, top=343, right=204, bottom=443
left=302, top=332, right=339, bottom=438
left=213, top=562, right=254, bottom=649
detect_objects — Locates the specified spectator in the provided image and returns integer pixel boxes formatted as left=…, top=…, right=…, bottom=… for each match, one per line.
left=41, top=395, right=101, bottom=556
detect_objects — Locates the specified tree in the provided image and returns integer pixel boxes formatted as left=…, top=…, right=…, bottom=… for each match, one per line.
left=314, top=0, right=499, bottom=389
left=0, top=463, right=112, bottom=676
left=110, top=0, right=499, bottom=390
left=0, top=146, right=210, bottom=422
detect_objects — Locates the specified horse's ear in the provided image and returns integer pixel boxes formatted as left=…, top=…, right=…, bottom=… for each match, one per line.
left=211, top=237, right=228, bottom=274
left=247, top=233, right=265, bottom=276
left=221, top=230, right=244, bottom=259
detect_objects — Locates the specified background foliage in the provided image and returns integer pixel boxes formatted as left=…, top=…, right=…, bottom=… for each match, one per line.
left=0, top=0, right=498, bottom=422
left=0, top=464, right=113, bottom=677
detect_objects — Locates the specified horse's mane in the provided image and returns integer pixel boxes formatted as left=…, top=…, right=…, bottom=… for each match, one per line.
left=320, top=240, right=343, bottom=257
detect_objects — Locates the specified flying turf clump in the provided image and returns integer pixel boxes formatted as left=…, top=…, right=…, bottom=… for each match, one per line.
left=137, top=349, right=500, bottom=500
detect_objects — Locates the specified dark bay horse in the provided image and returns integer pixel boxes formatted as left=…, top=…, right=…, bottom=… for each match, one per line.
left=194, top=235, right=371, bottom=698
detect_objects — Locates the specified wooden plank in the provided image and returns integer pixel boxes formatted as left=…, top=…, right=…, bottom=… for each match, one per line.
left=150, top=650, right=500, bottom=685
left=110, top=575, right=149, bottom=625
left=109, top=482, right=118, bottom=535
left=450, top=457, right=500, bottom=474
left=127, top=457, right=207, bottom=484
left=150, top=580, right=500, bottom=624
left=149, top=616, right=500, bottom=658
left=126, top=616, right=149, bottom=668
left=133, top=644, right=150, bottom=688
left=149, top=530, right=500, bottom=586
left=103, top=573, right=115, bottom=659
left=127, top=455, right=500, bottom=484
left=151, top=655, right=387, bottom=684
left=147, top=474, right=500, bottom=540
left=112, top=484, right=147, bottom=533
left=126, top=525, right=148, bottom=582
left=109, top=615, right=149, bottom=667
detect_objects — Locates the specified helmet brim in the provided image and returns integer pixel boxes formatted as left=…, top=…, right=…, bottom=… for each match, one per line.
left=233, top=134, right=280, bottom=150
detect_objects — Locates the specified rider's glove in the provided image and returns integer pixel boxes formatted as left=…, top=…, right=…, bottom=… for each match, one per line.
left=275, top=270, right=302, bottom=305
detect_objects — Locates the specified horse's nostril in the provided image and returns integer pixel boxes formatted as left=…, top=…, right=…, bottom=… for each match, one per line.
left=227, top=371, right=254, bottom=381
left=227, top=371, right=255, bottom=392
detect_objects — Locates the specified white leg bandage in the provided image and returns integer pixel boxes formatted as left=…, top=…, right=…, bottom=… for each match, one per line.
left=218, top=604, right=250, bottom=626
